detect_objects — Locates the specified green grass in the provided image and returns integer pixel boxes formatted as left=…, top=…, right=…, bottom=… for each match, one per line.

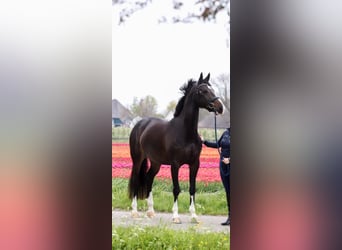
left=112, top=127, right=131, bottom=142
left=112, top=178, right=227, bottom=216
left=112, top=225, right=230, bottom=250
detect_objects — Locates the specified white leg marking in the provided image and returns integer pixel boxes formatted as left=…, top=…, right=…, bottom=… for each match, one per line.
left=131, top=196, right=139, bottom=218
left=172, top=200, right=181, bottom=223
left=189, top=195, right=196, bottom=216
left=146, top=192, right=155, bottom=218
left=189, top=195, right=199, bottom=223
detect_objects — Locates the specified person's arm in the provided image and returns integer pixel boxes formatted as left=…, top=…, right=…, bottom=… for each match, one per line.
left=203, top=132, right=225, bottom=148
left=203, top=140, right=219, bottom=148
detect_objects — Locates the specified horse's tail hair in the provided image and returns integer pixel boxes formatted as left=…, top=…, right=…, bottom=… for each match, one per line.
left=128, top=158, right=148, bottom=200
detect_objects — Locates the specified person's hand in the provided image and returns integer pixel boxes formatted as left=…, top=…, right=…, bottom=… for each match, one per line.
left=222, top=158, right=230, bottom=164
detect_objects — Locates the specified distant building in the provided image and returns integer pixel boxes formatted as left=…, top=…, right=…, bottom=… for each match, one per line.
left=112, top=117, right=123, bottom=127
left=112, top=99, right=133, bottom=127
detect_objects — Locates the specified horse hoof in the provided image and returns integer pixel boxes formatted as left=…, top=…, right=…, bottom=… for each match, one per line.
left=146, top=210, right=155, bottom=218
left=190, top=217, right=200, bottom=224
left=131, top=211, right=139, bottom=218
left=172, top=217, right=182, bottom=224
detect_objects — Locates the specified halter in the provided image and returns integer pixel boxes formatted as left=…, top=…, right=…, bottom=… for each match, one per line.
left=208, top=96, right=220, bottom=111
left=210, top=96, right=219, bottom=103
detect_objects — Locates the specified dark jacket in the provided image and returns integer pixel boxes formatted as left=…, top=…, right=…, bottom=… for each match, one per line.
left=203, top=129, right=230, bottom=158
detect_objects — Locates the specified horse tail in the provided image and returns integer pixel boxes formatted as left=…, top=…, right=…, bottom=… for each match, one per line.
left=128, top=119, right=149, bottom=200
left=128, top=158, right=148, bottom=200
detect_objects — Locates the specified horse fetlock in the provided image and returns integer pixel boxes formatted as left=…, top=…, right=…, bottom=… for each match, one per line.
left=146, top=210, right=155, bottom=218
left=131, top=211, right=140, bottom=218
left=190, top=216, right=200, bottom=224
left=189, top=205, right=196, bottom=214
left=172, top=217, right=182, bottom=224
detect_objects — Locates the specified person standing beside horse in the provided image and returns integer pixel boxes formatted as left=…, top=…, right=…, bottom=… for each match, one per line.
left=202, top=127, right=231, bottom=225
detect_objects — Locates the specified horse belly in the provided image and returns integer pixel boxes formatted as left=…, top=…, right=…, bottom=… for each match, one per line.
left=141, top=136, right=169, bottom=164
left=144, top=145, right=199, bottom=166
left=145, top=148, right=170, bottom=164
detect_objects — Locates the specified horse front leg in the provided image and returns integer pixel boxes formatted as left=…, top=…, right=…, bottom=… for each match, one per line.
left=189, top=160, right=200, bottom=223
left=171, top=164, right=181, bottom=224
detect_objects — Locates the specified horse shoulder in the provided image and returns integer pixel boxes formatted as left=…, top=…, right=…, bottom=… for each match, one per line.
left=139, top=118, right=169, bottom=148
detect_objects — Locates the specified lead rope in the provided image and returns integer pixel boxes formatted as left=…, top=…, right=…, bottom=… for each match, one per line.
left=214, top=112, right=220, bottom=155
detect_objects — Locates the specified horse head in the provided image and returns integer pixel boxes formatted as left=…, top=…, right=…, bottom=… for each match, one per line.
left=194, top=73, right=223, bottom=114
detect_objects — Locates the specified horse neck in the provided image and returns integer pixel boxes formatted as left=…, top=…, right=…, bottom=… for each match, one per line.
left=178, top=94, right=199, bottom=138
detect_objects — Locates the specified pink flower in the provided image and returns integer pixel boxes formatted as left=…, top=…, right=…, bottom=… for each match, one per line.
left=112, top=143, right=221, bottom=182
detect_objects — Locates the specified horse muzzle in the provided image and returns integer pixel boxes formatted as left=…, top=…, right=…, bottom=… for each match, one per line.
left=207, top=97, right=223, bottom=114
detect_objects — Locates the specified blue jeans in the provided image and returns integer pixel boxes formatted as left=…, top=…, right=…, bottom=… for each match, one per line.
left=220, top=160, right=230, bottom=192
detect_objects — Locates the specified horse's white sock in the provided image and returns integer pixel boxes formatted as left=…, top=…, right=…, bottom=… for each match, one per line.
left=131, top=196, right=138, bottom=213
left=147, top=192, right=154, bottom=213
left=172, top=200, right=179, bottom=219
left=189, top=195, right=197, bottom=218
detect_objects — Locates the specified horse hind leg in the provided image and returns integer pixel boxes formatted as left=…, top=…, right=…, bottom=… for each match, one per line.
left=129, top=123, right=148, bottom=218
left=130, top=161, right=141, bottom=218
left=145, top=161, right=161, bottom=218
left=131, top=196, right=139, bottom=218
left=146, top=192, right=154, bottom=218
left=129, top=157, right=147, bottom=218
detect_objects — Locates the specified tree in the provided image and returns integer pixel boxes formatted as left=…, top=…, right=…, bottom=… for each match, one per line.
left=130, top=95, right=160, bottom=118
left=113, top=0, right=230, bottom=25
left=211, top=73, right=230, bottom=112
left=164, top=100, right=177, bottom=118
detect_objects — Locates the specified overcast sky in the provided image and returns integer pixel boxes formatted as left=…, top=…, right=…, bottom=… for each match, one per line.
left=112, top=3, right=230, bottom=113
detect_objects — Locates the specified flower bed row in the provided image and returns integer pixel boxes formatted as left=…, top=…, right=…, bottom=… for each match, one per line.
left=112, top=143, right=222, bottom=182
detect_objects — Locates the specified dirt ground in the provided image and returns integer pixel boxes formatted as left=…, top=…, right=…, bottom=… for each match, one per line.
left=112, top=209, right=230, bottom=234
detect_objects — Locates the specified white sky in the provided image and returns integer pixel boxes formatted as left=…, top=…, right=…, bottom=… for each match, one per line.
left=112, top=2, right=230, bottom=113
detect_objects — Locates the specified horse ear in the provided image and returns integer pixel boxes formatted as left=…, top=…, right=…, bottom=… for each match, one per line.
left=204, top=73, right=210, bottom=82
left=198, top=73, right=203, bottom=83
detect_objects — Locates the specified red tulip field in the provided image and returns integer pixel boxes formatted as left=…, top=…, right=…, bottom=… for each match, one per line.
left=112, top=143, right=222, bottom=183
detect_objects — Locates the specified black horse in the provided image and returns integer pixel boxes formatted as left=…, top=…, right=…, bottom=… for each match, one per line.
left=128, top=73, right=223, bottom=223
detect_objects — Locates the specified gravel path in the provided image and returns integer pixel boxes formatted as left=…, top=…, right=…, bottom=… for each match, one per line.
left=112, top=209, right=230, bottom=234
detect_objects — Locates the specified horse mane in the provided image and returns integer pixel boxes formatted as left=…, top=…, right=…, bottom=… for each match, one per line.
left=173, top=79, right=197, bottom=117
